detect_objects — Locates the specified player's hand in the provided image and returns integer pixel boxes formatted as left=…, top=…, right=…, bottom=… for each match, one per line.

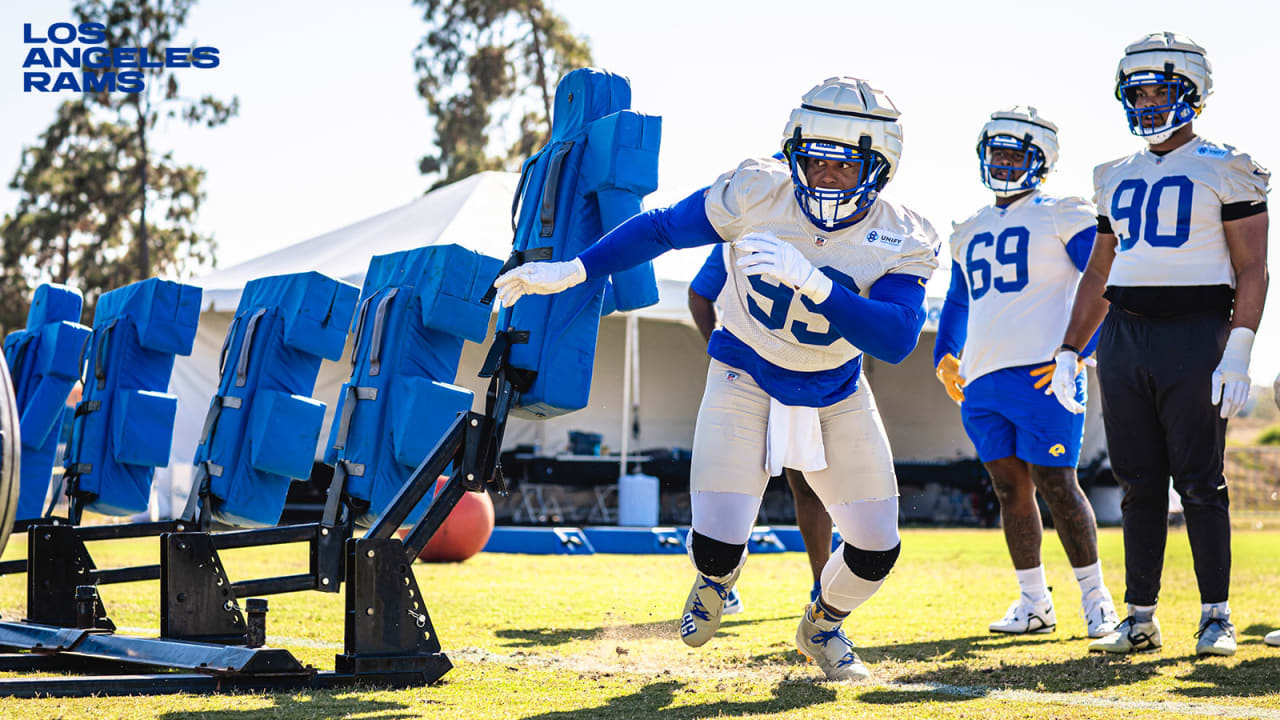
left=935, top=353, right=965, bottom=404
left=1031, top=355, right=1086, bottom=394
left=1211, top=327, right=1255, bottom=419
left=493, top=258, right=587, bottom=308
left=735, top=233, right=832, bottom=302
left=1050, top=349, right=1086, bottom=414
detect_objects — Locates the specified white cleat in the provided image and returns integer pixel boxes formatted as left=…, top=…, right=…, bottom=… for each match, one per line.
left=1081, top=587, right=1121, bottom=638
left=795, top=603, right=871, bottom=681
left=1266, top=629, right=1280, bottom=647
left=1089, top=615, right=1161, bottom=654
left=679, top=567, right=741, bottom=647
left=722, top=588, right=744, bottom=616
left=1195, top=609, right=1236, bottom=657
left=989, top=593, right=1056, bottom=634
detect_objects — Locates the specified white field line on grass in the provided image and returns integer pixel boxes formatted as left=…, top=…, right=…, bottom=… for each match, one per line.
left=115, top=629, right=1280, bottom=718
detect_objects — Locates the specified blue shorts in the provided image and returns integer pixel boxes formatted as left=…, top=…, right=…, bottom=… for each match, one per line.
left=961, top=364, right=1086, bottom=468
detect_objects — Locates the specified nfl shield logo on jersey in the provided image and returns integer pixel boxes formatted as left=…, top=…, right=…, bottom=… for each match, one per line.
left=814, top=236, right=827, bottom=247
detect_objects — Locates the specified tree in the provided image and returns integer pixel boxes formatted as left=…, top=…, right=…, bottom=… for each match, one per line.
left=1, top=0, right=236, bottom=332
left=412, top=0, right=592, bottom=190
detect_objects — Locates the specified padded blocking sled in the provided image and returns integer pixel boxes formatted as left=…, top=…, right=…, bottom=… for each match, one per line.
left=325, top=245, right=501, bottom=526
left=499, top=67, right=661, bottom=419
left=3, top=284, right=91, bottom=521
left=194, top=272, right=358, bottom=527
left=64, top=279, right=201, bottom=517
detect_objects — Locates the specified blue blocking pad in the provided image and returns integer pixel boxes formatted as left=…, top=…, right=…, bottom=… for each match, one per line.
left=65, top=278, right=201, bottom=517
left=325, top=245, right=501, bottom=526
left=499, top=68, right=661, bottom=420
left=3, top=284, right=91, bottom=521
left=195, top=272, right=358, bottom=528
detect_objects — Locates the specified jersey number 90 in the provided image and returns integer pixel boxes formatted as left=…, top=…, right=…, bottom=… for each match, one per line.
left=1110, top=175, right=1193, bottom=251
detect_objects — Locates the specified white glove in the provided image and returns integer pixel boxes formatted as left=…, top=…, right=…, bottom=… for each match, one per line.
left=1211, top=327, right=1254, bottom=419
left=734, top=233, right=832, bottom=303
left=1051, top=349, right=1086, bottom=414
left=492, top=258, right=587, bottom=308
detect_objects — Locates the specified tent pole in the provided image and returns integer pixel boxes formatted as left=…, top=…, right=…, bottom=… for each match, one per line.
left=619, top=313, right=637, bottom=480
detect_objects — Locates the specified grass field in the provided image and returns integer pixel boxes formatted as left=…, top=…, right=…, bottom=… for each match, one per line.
left=0, top=527, right=1277, bottom=719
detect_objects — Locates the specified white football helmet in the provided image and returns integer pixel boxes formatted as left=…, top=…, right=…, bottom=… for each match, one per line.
left=976, top=106, right=1059, bottom=198
left=1115, top=32, right=1212, bottom=144
left=781, top=77, right=902, bottom=231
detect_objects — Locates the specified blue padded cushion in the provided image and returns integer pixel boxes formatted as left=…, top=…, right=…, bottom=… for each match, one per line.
left=326, top=244, right=501, bottom=526
left=249, top=391, right=326, bottom=480
left=499, top=68, right=661, bottom=418
left=199, top=271, right=358, bottom=527
left=281, top=271, right=360, bottom=361
left=112, top=390, right=177, bottom=467
left=68, top=278, right=201, bottom=516
left=389, top=377, right=473, bottom=471
left=5, top=283, right=89, bottom=521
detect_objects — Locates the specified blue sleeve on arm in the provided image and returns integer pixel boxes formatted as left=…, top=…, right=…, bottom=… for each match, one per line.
left=577, top=187, right=723, bottom=280
left=1065, top=226, right=1096, bottom=272
left=813, top=273, right=928, bottom=364
left=689, top=246, right=727, bottom=300
left=933, top=263, right=969, bottom=367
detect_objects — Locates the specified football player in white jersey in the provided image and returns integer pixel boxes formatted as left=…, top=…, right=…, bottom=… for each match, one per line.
left=689, top=240, right=834, bottom=610
left=1052, top=33, right=1269, bottom=657
left=495, top=77, right=939, bottom=681
left=934, top=107, right=1120, bottom=640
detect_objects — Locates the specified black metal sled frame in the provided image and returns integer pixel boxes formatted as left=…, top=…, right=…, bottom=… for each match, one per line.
left=0, top=349, right=521, bottom=697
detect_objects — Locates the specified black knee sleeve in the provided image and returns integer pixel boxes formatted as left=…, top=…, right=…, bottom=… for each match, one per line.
left=843, top=542, right=901, bottom=582
left=690, top=531, right=745, bottom=578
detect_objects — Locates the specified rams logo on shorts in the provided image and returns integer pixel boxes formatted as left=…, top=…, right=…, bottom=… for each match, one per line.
left=1049, top=444, right=1066, bottom=457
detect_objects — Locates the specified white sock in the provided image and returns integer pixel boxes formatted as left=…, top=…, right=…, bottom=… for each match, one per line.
left=1130, top=603, right=1156, bottom=623
left=1015, top=566, right=1049, bottom=601
left=1073, top=561, right=1104, bottom=597
left=1201, top=601, right=1230, bottom=619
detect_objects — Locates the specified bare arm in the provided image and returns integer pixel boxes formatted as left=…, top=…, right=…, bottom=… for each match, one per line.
left=1224, top=211, right=1269, bottom=331
left=687, top=289, right=717, bottom=342
left=1062, top=231, right=1118, bottom=351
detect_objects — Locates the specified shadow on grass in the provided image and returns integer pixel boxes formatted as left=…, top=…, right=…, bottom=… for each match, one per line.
left=516, top=678, right=836, bottom=719
left=1241, top=622, right=1278, bottom=639
left=864, top=633, right=1060, bottom=663
left=496, top=615, right=794, bottom=649
left=894, top=654, right=1179, bottom=694
left=155, top=692, right=420, bottom=720
left=857, top=688, right=979, bottom=705
left=1174, top=655, right=1280, bottom=698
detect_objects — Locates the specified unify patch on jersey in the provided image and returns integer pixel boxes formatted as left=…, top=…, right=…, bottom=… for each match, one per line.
left=1195, top=145, right=1229, bottom=159
left=863, top=228, right=905, bottom=250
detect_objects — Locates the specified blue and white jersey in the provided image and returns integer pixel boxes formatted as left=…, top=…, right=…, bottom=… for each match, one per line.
left=703, top=157, right=940, bottom=376
left=1095, top=136, right=1270, bottom=287
left=690, top=244, right=728, bottom=303
left=948, top=191, right=1096, bottom=382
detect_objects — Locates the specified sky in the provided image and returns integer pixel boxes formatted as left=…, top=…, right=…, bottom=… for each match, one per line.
left=3, top=0, right=1279, bottom=377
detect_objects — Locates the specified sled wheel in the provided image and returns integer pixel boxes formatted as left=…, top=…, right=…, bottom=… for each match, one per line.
left=0, top=358, right=20, bottom=558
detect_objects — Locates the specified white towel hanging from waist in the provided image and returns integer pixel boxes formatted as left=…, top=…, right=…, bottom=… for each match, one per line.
left=764, top=398, right=827, bottom=477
